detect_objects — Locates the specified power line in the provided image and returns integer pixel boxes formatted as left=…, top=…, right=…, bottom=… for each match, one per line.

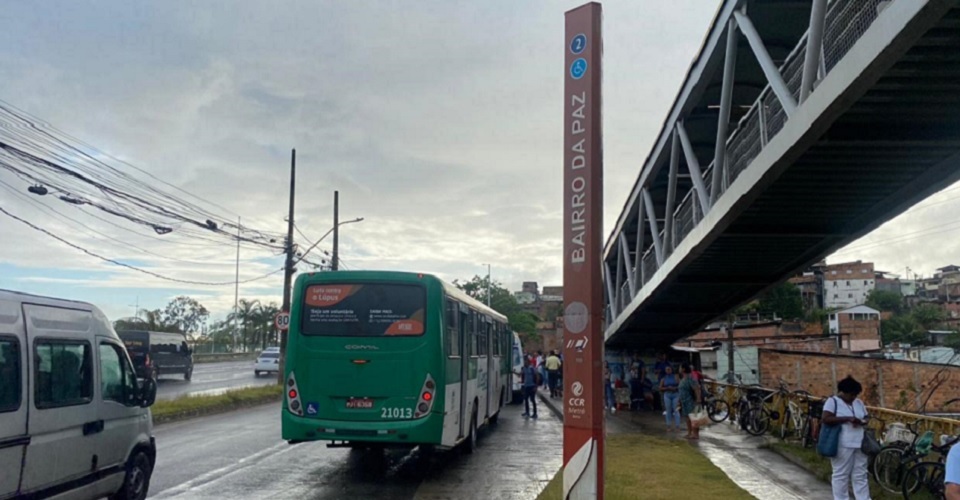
left=0, top=205, right=283, bottom=286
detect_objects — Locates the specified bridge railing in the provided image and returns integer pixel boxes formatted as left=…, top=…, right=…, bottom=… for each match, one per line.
left=606, top=0, right=893, bottom=318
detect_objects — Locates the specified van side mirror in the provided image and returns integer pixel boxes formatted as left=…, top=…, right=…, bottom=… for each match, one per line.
left=140, top=377, right=158, bottom=408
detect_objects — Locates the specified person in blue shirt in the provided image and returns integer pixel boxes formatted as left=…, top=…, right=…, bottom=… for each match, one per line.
left=515, top=358, right=538, bottom=419
left=659, top=364, right=681, bottom=432
left=946, top=440, right=959, bottom=500
left=653, top=352, right=671, bottom=382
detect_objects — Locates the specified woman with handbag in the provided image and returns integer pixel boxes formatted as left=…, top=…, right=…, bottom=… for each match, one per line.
left=821, top=376, right=871, bottom=500
left=678, top=363, right=703, bottom=439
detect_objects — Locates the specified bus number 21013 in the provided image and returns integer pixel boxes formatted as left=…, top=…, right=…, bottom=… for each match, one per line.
left=381, top=407, right=413, bottom=419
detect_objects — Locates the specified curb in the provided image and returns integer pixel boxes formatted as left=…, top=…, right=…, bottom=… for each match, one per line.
left=538, top=390, right=564, bottom=422
left=153, top=394, right=282, bottom=426
left=764, top=442, right=830, bottom=483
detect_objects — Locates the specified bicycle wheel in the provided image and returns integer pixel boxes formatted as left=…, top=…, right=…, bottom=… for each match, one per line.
left=708, top=400, right=730, bottom=423
left=778, top=409, right=792, bottom=440
left=872, top=446, right=908, bottom=494
left=744, top=407, right=770, bottom=436
left=902, top=461, right=945, bottom=500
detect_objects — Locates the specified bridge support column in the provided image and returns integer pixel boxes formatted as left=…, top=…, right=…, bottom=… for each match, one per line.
left=711, top=18, right=739, bottom=203
left=664, top=128, right=680, bottom=253
left=642, top=188, right=664, bottom=266
left=633, top=197, right=646, bottom=286
left=800, top=0, right=829, bottom=102
left=734, top=10, right=797, bottom=116
left=676, top=122, right=712, bottom=214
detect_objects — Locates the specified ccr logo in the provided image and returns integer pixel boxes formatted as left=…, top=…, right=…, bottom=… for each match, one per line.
left=568, top=398, right=586, bottom=407
left=571, top=381, right=584, bottom=397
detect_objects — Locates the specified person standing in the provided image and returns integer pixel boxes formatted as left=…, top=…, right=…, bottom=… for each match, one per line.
left=654, top=352, right=671, bottom=382
left=536, top=351, right=547, bottom=390
left=660, top=364, right=681, bottom=432
left=946, top=438, right=959, bottom=500
left=821, top=376, right=870, bottom=500
left=678, top=364, right=702, bottom=439
left=545, top=350, right=562, bottom=398
left=517, top=358, right=538, bottom=419
left=603, top=361, right=616, bottom=413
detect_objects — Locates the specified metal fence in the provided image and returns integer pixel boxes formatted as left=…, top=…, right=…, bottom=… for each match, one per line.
left=652, top=0, right=887, bottom=276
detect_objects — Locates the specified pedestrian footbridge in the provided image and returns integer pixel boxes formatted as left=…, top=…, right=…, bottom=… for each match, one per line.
left=603, top=0, right=960, bottom=348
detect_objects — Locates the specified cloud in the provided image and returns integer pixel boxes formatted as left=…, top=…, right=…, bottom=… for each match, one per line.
left=24, top=0, right=946, bottom=325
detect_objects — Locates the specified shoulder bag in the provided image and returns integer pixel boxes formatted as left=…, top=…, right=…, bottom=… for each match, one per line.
left=817, top=397, right=841, bottom=458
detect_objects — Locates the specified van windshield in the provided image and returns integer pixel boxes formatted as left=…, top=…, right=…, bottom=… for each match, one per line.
left=300, top=283, right=425, bottom=337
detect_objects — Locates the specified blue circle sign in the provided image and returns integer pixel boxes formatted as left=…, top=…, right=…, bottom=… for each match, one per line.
left=570, top=34, right=587, bottom=54
left=570, top=58, right=588, bottom=80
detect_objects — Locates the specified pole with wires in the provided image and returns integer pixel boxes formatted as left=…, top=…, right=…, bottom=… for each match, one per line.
left=332, top=191, right=339, bottom=271
left=234, top=216, right=241, bottom=353
left=278, top=149, right=296, bottom=384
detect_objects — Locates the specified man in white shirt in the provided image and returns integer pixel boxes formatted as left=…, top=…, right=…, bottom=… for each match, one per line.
left=946, top=441, right=959, bottom=500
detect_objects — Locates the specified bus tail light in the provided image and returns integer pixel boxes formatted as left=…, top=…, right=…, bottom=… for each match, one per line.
left=413, top=374, right=435, bottom=419
left=287, top=372, right=303, bottom=416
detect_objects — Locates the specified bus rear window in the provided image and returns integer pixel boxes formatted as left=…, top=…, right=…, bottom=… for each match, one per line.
left=300, top=283, right=425, bottom=337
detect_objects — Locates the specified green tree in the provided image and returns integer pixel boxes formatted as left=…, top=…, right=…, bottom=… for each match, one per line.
left=945, top=332, right=960, bottom=350
left=866, top=289, right=903, bottom=314
left=227, top=299, right=261, bottom=351
left=113, top=309, right=180, bottom=333
left=453, top=275, right=536, bottom=334
left=756, top=282, right=804, bottom=320
left=911, top=303, right=946, bottom=330
left=881, top=315, right=925, bottom=345
left=162, top=296, right=209, bottom=334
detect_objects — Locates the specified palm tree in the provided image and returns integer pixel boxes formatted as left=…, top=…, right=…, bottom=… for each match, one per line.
left=227, top=299, right=261, bottom=352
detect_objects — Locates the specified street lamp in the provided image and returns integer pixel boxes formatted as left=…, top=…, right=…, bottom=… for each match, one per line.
left=294, top=217, right=364, bottom=267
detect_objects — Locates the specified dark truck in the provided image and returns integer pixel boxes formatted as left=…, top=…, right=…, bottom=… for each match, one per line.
left=118, top=330, right=194, bottom=381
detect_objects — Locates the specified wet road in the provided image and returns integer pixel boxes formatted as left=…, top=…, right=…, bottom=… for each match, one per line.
left=156, top=361, right=276, bottom=401
left=149, top=402, right=562, bottom=499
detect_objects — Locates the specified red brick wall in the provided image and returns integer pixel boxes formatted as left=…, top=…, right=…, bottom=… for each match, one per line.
left=759, top=350, right=960, bottom=411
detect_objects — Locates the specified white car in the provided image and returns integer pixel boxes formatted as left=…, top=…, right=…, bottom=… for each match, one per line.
left=254, top=348, right=280, bottom=376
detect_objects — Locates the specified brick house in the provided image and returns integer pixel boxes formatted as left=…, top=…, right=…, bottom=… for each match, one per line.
left=828, top=305, right=881, bottom=352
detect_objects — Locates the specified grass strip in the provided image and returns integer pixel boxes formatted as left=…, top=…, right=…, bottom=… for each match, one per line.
left=765, top=441, right=902, bottom=500
left=152, top=385, right=283, bottom=425
left=538, top=434, right=753, bottom=500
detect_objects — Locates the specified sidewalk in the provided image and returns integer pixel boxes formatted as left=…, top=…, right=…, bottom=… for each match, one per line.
left=536, top=388, right=833, bottom=499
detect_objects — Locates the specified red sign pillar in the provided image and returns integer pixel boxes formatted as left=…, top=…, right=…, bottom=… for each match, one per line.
left=562, top=3, right=603, bottom=499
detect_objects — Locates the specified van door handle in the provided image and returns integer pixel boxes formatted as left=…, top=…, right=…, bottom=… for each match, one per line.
left=83, top=420, right=104, bottom=436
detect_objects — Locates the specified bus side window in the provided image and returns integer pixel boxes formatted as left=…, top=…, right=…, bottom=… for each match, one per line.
left=445, top=299, right=460, bottom=357
left=468, top=311, right=477, bottom=357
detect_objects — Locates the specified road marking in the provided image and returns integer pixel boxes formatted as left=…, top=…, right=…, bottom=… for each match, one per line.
left=150, top=442, right=293, bottom=498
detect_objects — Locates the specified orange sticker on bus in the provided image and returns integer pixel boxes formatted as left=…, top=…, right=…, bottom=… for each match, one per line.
left=384, top=320, right=424, bottom=336
left=304, top=285, right=357, bottom=307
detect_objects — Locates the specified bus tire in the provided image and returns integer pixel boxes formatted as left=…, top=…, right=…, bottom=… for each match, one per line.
left=464, top=410, right=477, bottom=454
left=489, top=391, right=504, bottom=425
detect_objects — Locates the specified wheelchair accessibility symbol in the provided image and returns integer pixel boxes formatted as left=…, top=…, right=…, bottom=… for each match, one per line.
left=570, top=58, right=587, bottom=80
left=306, top=402, right=318, bottom=415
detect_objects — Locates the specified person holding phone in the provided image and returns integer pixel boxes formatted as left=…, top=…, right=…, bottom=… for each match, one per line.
left=821, top=376, right=870, bottom=500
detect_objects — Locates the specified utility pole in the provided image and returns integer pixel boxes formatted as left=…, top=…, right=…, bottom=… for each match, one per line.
left=486, top=264, right=491, bottom=307
left=234, top=216, right=240, bottom=353
left=278, top=149, right=296, bottom=384
left=332, top=190, right=339, bottom=271
left=726, top=314, right=736, bottom=383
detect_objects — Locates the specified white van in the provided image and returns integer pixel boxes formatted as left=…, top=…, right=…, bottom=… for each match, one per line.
left=0, top=290, right=158, bottom=500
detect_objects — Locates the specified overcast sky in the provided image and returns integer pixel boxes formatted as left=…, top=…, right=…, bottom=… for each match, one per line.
left=0, top=1, right=957, bottom=324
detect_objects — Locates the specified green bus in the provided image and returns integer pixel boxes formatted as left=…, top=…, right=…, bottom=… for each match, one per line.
left=281, top=270, right=512, bottom=452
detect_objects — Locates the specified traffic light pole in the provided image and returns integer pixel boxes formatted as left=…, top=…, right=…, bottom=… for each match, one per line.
left=278, top=148, right=296, bottom=384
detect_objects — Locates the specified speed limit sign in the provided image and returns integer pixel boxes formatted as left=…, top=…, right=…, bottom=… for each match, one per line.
left=275, top=312, right=290, bottom=331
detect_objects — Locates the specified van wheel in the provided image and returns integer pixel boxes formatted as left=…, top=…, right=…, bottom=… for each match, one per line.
left=110, top=451, right=152, bottom=500
left=184, top=366, right=193, bottom=381
left=254, top=370, right=261, bottom=377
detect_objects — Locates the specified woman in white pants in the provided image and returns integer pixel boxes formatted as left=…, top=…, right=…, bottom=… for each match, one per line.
left=821, top=376, right=870, bottom=500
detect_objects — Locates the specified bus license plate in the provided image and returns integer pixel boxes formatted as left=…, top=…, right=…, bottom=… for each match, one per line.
left=346, top=398, right=373, bottom=409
